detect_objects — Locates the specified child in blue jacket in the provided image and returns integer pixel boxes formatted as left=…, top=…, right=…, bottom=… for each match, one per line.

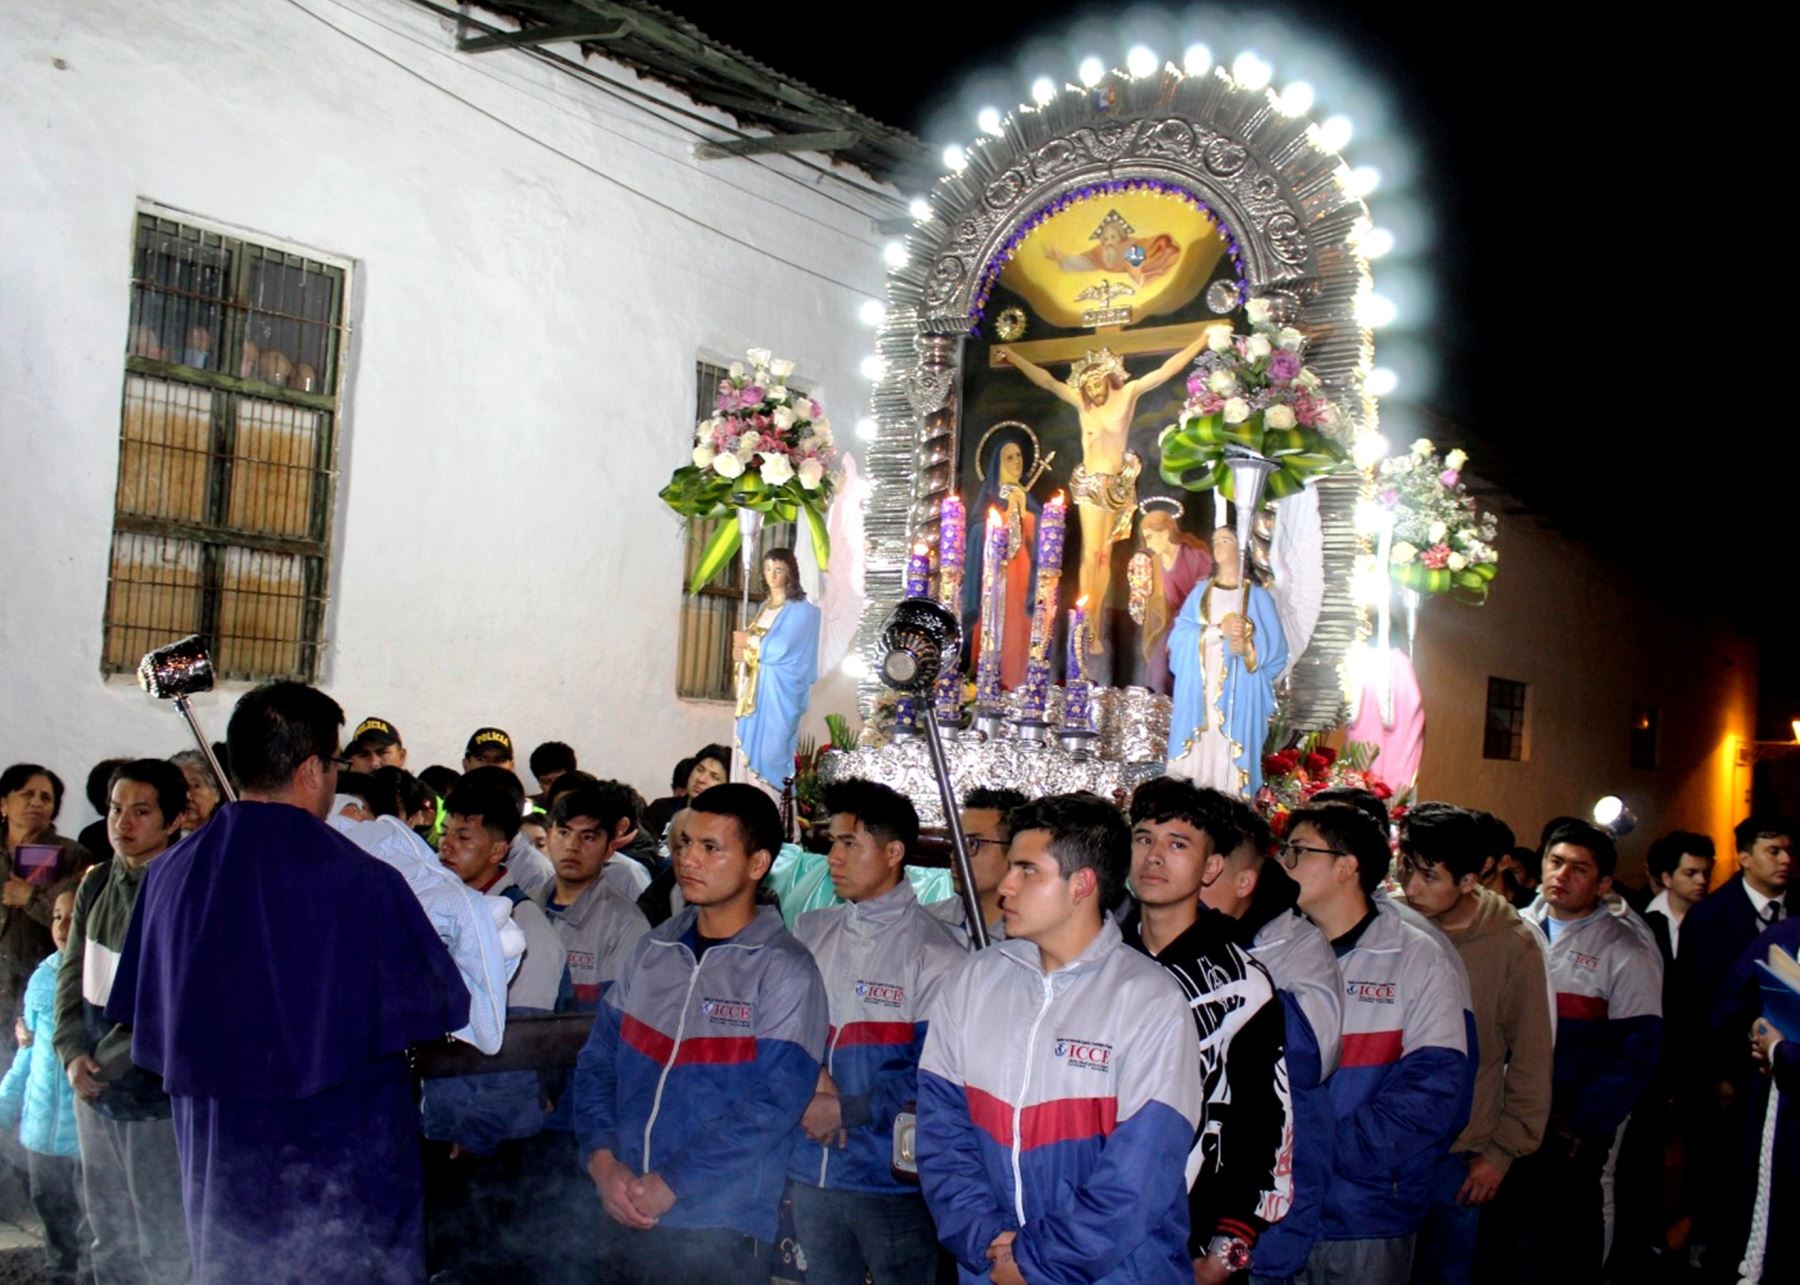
left=0, top=886, right=86, bottom=1284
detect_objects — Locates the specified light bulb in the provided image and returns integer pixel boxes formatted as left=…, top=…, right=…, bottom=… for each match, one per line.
left=1278, top=81, right=1315, bottom=115
left=882, top=241, right=908, bottom=269
left=858, top=300, right=886, bottom=327
left=1361, top=227, right=1395, bottom=260
left=1231, top=51, right=1273, bottom=90
left=1356, top=292, right=1398, bottom=328
left=1318, top=114, right=1353, bottom=152
left=1347, top=165, right=1381, bottom=197
left=941, top=144, right=967, bottom=173
left=1366, top=367, right=1399, bottom=397
left=1126, top=45, right=1158, bottom=78
left=854, top=417, right=879, bottom=441
left=1078, top=56, right=1105, bottom=87
left=1031, top=76, right=1057, bottom=105
left=1352, top=432, right=1389, bottom=469
left=977, top=107, right=1003, bottom=137
left=841, top=654, right=870, bottom=679
left=908, top=196, right=933, bottom=222
left=859, top=355, right=887, bottom=381
left=1183, top=43, right=1213, bottom=75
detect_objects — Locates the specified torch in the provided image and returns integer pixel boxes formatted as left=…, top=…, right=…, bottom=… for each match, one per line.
left=137, top=635, right=237, bottom=802
left=877, top=598, right=987, bottom=949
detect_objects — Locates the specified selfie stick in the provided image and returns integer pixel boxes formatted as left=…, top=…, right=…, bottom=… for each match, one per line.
left=877, top=599, right=988, bottom=949
left=137, top=635, right=238, bottom=803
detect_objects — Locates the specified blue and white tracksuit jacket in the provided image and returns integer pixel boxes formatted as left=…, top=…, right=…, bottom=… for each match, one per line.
left=789, top=879, right=968, bottom=1195
left=1520, top=900, right=1663, bottom=1140
left=1244, top=907, right=1344, bottom=1278
left=1315, top=901, right=1472, bottom=1244
left=918, top=918, right=1204, bottom=1283
left=573, top=905, right=827, bottom=1243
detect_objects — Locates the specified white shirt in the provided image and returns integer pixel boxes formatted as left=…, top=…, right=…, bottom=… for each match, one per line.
left=1646, top=890, right=1685, bottom=957
left=1744, top=879, right=1788, bottom=926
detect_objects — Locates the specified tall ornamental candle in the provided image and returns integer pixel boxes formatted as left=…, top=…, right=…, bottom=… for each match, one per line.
left=933, top=495, right=968, bottom=723
left=975, top=506, right=1006, bottom=708
left=904, top=542, right=930, bottom=599
left=1017, top=494, right=1066, bottom=723
left=1063, top=595, right=1091, bottom=729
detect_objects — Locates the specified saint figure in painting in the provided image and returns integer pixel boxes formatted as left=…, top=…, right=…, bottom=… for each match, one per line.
left=1042, top=208, right=1183, bottom=287
left=1166, top=527, right=1287, bottom=797
left=960, top=427, right=1042, bottom=691
left=998, top=330, right=1212, bottom=650
left=1133, top=507, right=1213, bottom=695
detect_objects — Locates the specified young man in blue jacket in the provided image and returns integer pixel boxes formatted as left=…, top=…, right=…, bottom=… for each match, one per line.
left=1261, top=803, right=1472, bottom=1285
left=917, top=792, right=1203, bottom=1284
left=574, top=783, right=827, bottom=1284
left=1504, top=819, right=1663, bottom=1281
left=787, top=778, right=966, bottom=1283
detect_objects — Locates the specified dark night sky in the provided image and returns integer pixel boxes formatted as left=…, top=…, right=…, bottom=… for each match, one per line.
left=683, top=3, right=1791, bottom=720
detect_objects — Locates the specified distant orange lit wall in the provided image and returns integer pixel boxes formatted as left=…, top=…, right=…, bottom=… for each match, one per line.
left=1412, top=506, right=1757, bottom=888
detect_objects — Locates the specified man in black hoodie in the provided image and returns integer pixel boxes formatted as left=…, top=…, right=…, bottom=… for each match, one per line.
left=1122, top=777, right=1292, bottom=1281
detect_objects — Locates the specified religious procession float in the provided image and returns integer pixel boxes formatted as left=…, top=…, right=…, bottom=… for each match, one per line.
left=661, top=57, right=1500, bottom=836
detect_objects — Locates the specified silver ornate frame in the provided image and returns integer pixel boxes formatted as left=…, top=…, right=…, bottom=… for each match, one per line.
left=857, top=65, right=1376, bottom=732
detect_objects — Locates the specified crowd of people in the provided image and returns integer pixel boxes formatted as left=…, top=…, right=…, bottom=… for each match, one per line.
left=0, top=684, right=1793, bottom=1285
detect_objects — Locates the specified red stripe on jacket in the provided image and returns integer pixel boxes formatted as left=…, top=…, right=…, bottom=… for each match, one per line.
left=962, top=1085, right=1117, bottom=1149
left=621, top=1015, right=757, bottom=1066
left=1556, top=992, right=1609, bottom=1021
left=830, top=1021, right=916, bottom=1048
left=1339, top=1029, right=1405, bottom=1068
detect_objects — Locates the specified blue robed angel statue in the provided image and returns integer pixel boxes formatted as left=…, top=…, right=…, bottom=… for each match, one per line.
left=1166, top=526, right=1287, bottom=797
left=733, top=547, right=821, bottom=794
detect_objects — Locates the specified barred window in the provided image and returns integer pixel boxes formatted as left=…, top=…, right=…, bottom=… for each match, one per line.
left=676, top=359, right=795, bottom=701
left=1483, top=677, right=1529, bottom=762
left=102, top=206, right=349, bottom=681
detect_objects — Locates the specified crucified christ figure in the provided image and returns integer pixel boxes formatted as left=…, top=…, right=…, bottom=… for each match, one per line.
left=997, top=331, right=1213, bottom=652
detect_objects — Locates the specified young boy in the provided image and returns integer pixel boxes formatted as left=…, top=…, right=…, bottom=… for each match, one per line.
left=786, top=780, right=966, bottom=1283
left=926, top=786, right=1025, bottom=946
left=918, top=792, right=1203, bottom=1283
left=1123, top=777, right=1290, bottom=1280
left=1642, top=830, right=1714, bottom=964
left=575, top=784, right=828, bottom=1283
left=1, top=886, right=84, bottom=1283
left=53, top=759, right=192, bottom=1283
left=1398, top=802, right=1553, bottom=1283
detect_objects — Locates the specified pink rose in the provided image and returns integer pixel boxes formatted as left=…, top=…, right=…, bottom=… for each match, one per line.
left=1421, top=544, right=1451, bottom=569
left=1440, top=469, right=1460, bottom=488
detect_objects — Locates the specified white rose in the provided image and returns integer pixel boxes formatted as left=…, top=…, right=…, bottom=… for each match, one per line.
left=1411, top=437, right=1435, bottom=458
left=1294, top=368, right=1321, bottom=391
left=1206, top=325, right=1233, bottom=353
left=728, top=362, right=745, bottom=380
left=759, top=454, right=795, bottom=486
left=1207, top=368, right=1238, bottom=395
left=1445, top=449, right=1468, bottom=471
left=1392, top=541, right=1418, bottom=564
left=772, top=405, right=796, bottom=430
left=812, top=417, right=831, bottom=437
left=1245, top=298, right=1273, bottom=325
left=1315, top=403, right=1339, bottom=428
left=1427, top=520, right=1448, bottom=543
left=1264, top=403, right=1296, bottom=430
left=767, top=385, right=789, bottom=404
left=798, top=434, right=819, bottom=454
left=712, top=452, right=744, bottom=479
left=745, top=347, right=772, bottom=370
left=1277, top=326, right=1305, bottom=352
left=1245, top=335, right=1272, bottom=361
left=798, top=458, right=826, bottom=490
left=691, top=444, right=716, bottom=469
left=736, top=438, right=758, bottom=463
left=1446, top=552, right=1468, bottom=571
left=769, top=358, right=796, bottom=379
left=1222, top=397, right=1251, bottom=424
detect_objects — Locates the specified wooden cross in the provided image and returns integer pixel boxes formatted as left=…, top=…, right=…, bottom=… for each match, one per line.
left=986, top=318, right=1228, bottom=371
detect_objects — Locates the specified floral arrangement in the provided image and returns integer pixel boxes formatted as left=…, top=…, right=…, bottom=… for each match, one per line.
left=1376, top=438, right=1499, bottom=602
left=1255, top=737, right=1400, bottom=839
left=1157, top=298, right=1350, bottom=501
left=793, top=714, right=857, bottom=837
left=658, top=347, right=839, bottom=593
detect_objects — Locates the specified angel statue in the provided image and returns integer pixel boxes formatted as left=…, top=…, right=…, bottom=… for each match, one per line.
left=1166, top=526, right=1287, bottom=797
left=997, top=330, right=1212, bottom=650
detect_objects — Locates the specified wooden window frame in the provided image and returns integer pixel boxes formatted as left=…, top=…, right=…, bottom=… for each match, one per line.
left=1482, top=676, right=1529, bottom=762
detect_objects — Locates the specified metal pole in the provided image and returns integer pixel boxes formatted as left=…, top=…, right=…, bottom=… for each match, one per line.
left=921, top=705, right=987, bottom=949
left=174, top=695, right=237, bottom=802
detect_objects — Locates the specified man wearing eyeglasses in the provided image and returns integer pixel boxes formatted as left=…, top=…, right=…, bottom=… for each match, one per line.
left=1121, top=777, right=1291, bottom=1283
left=1256, top=803, right=1472, bottom=1285
left=1196, top=796, right=1345, bottom=1285
left=927, top=787, right=1025, bottom=948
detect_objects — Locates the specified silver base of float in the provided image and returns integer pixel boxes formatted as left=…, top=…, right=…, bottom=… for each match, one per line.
left=1056, top=728, right=1100, bottom=759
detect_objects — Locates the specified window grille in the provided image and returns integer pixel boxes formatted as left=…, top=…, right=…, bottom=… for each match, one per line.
left=1482, top=677, right=1528, bottom=762
left=676, top=359, right=796, bottom=702
left=102, top=207, right=348, bottom=681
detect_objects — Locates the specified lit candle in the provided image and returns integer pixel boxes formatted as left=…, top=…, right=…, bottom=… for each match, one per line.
left=934, top=495, right=967, bottom=723
left=1064, top=594, right=1091, bottom=730
left=905, top=541, right=931, bottom=599
left=1017, top=493, right=1066, bottom=723
left=975, top=506, right=1006, bottom=708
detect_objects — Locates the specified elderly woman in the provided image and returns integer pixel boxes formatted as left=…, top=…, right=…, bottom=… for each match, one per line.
left=1, top=765, right=90, bottom=1058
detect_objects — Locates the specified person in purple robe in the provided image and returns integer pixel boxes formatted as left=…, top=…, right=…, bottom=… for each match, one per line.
left=105, top=682, right=469, bottom=1285
left=1135, top=507, right=1212, bottom=695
